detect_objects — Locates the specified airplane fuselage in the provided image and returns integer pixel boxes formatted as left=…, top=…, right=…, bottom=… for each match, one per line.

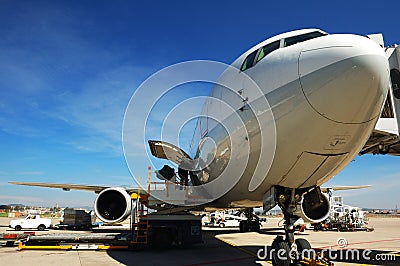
left=190, top=29, right=389, bottom=209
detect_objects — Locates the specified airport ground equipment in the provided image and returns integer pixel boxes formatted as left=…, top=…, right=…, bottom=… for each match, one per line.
left=18, top=171, right=202, bottom=250
left=312, top=196, right=374, bottom=232
left=17, top=212, right=202, bottom=250
left=130, top=171, right=203, bottom=248
left=55, top=208, right=95, bottom=230
left=313, top=216, right=374, bottom=232
left=18, top=232, right=131, bottom=250
left=145, top=214, right=202, bottom=248
left=0, top=232, right=35, bottom=247
left=313, top=219, right=374, bottom=232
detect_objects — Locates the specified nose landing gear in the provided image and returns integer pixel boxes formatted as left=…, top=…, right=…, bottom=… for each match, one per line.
left=270, top=186, right=333, bottom=266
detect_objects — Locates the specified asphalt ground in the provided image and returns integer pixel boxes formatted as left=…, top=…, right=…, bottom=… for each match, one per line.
left=0, top=217, right=399, bottom=265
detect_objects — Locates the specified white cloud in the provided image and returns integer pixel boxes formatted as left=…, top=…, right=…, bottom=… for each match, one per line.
left=0, top=194, right=44, bottom=203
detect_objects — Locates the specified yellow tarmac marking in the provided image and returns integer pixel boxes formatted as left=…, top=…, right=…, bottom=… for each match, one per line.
left=210, top=234, right=398, bottom=266
left=210, top=233, right=273, bottom=265
left=212, top=234, right=257, bottom=257
left=18, top=241, right=129, bottom=250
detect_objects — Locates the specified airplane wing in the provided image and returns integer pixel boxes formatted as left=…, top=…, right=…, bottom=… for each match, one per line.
left=360, top=129, right=400, bottom=156
left=8, top=181, right=146, bottom=195
left=8, top=181, right=187, bottom=213
left=10, top=181, right=370, bottom=195
left=320, top=185, right=370, bottom=193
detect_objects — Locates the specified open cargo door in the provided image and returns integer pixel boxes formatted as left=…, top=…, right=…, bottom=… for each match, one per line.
left=148, top=140, right=193, bottom=165
left=148, top=140, right=202, bottom=186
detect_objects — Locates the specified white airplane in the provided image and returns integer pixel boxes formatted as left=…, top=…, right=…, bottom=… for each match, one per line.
left=10, top=28, right=400, bottom=265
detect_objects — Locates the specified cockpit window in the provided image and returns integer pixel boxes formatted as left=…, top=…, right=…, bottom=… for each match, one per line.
left=241, top=31, right=326, bottom=71
left=283, top=31, right=326, bottom=47
left=241, top=40, right=280, bottom=71
left=240, top=50, right=258, bottom=71
left=256, top=40, right=280, bottom=63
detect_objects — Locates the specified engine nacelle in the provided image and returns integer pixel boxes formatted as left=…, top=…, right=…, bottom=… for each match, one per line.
left=294, top=191, right=330, bottom=223
left=94, top=187, right=132, bottom=223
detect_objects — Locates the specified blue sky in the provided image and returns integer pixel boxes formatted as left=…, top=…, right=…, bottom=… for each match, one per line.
left=0, top=0, right=400, bottom=209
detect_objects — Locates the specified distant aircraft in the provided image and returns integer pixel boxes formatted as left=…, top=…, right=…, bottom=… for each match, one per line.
left=11, top=28, right=400, bottom=265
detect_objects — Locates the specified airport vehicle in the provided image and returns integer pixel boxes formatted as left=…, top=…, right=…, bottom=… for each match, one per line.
left=9, top=215, right=52, bottom=231
left=10, top=28, right=400, bottom=265
left=329, top=196, right=366, bottom=224
left=313, top=196, right=371, bottom=232
left=202, top=212, right=220, bottom=226
left=203, top=213, right=247, bottom=228
left=217, top=214, right=247, bottom=228
left=55, top=208, right=95, bottom=230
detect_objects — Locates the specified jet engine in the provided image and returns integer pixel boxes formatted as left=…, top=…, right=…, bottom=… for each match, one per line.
left=295, top=189, right=330, bottom=223
left=94, top=187, right=132, bottom=223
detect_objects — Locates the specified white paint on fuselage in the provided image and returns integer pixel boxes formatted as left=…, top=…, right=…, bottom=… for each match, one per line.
left=191, top=29, right=389, bottom=209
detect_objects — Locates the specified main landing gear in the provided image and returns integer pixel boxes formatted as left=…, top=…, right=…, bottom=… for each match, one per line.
left=239, top=208, right=261, bottom=233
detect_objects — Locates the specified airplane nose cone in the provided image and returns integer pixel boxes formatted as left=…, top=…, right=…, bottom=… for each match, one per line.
left=299, top=35, right=390, bottom=124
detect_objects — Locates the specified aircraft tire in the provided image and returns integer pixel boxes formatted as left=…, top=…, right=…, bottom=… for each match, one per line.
left=271, top=241, right=291, bottom=266
left=295, top=238, right=312, bottom=260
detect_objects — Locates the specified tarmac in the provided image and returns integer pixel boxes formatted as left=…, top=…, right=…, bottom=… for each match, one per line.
left=0, top=217, right=399, bottom=265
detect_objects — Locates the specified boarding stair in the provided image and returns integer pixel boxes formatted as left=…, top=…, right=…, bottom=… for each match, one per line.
left=361, top=35, right=400, bottom=156
left=130, top=169, right=151, bottom=245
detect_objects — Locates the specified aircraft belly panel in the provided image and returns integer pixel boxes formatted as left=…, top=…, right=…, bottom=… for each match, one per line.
left=300, top=153, right=348, bottom=187
left=312, top=153, right=349, bottom=187
left=278, top=152, right=349, bottom=188
left=279, top=152, right=327, bottom=187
